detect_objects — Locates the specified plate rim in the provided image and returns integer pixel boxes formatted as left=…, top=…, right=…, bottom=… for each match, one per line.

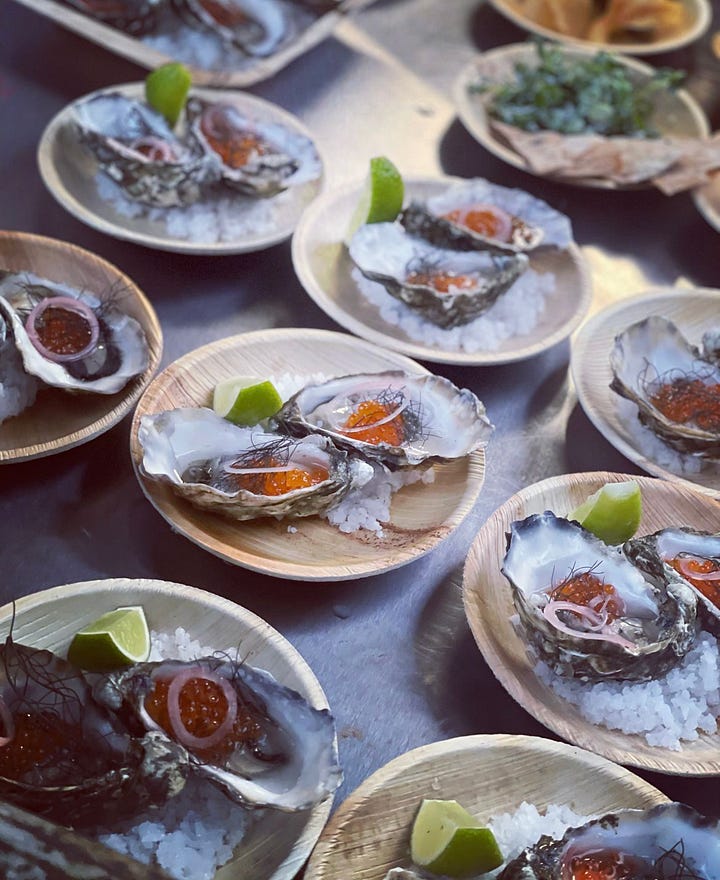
left=462, top=469, right=720, bottom=776
left=128, top=326, right=487, bottom=581
left=37, top=83, right=326, bottom=256
left=0, top=229, right=163, bottom=463
left=486, top=0, right=712, bottom=57
left=291, top=173, right=593, bottom=366
left=571, top=286, right=720, bottom=497
left=452, top=41, right=711, bottom=190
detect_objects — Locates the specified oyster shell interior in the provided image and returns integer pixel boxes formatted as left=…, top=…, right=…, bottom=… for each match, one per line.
left=172, top=0, right=291, bottom=56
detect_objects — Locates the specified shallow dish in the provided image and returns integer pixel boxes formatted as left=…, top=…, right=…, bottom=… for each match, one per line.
left=463, top=470, right=720, bottom=776
left=304, top=733, right=668, bottom=879
left=12, top=0, right=370, bottom=87
left=453, top=42, right=710, bottom=189
left=0, top=231, right=162, bottom=463
left=38, top=84, right=324, bottom=255
left=572, top=287, right=720, bottom=495
left=291, top=176, right=591, bottom=366
left=693, top=171, right=720, bottom=233
left=130, top=327, right=487, bottom=580
left=487, top=0, right=711, bottom=56
left=0, top=576, right=334, bottom=880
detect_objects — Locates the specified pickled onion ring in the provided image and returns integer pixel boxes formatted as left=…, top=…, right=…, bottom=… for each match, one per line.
left=677, top=556, right=720, bottom=581
left=330, top=400, right=408, bottom=434
left=0, top=697, right=14, bottom=747
left=166, top=667, right=238, bottom=752
left=223, top=463, right=296, bottom=475
left=130, top=136, right=179, bottom=162
left=543, top=601, right=636, bottom=650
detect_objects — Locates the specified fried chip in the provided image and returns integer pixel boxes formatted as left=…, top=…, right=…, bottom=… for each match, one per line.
left=588, top=0, right=687, bottom=42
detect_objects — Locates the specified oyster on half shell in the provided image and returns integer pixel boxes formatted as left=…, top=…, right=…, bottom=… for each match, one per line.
left=610, top=315, right=720, bottom=457
left=276, top=370, right=493, bottom=469
left=94, top=655, right=342, bottom=812
left=502, top=512, right=696, bottom=681
left=172, top=0, right=290, bottom=56
left=139, top=407, right=373, bottom=520
left=349, top=222, right=528, bottom=328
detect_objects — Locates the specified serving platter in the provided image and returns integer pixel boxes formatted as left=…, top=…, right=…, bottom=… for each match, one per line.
left=0, top=577, right=336, bottom=880
left=453, top=42, right=710, bottom=190
left=304, top=733, right=669, bottom=879
left=487, top=0, right=711, bottom=56
left=463, top=470, right=720, bottom=777
left=130, top=327, right=487, bottom=580
left=0, top=231, right=162, bottom=463
left=12, top=0, right=372, bottom=88
left=38, top=84, right=325, bottom=255
left=291, top=175, right=591, bottom=366
left=693, top=171, right=720, bottom=234
left=571, top=287, right=720, bottom=496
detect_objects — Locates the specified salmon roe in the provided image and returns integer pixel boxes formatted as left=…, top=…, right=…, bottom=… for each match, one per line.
left=549, top=572, right=624, bottom=622
left=649, top=377, right=720, bottom=431
left=568, top=851, right=654, bottom=880
left=0, top=712, right=82, bottom=778
left=34, top=306, right=93, bottom=356
left=226, top=455, right=329, bottom=497
left=405, top=269, right=477, bottom=295
left=443, top=207, right=509, bottom=239
left=668, top=554, right=720, bottom=609
left=201, top=115, right=268, bottom=170
left=340, top=399, right=403, bottom=446
left=198, top=0, right=250, bottom=27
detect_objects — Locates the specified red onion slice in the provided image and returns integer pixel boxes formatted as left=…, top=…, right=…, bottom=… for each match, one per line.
left=543, top=600, right=636, bottom=651
left=677, top=556, right=720, bottom=582
left=329, top=399, right=408, bottom=435
left=0, top=697, right=15, bottom=748
left=166, top=666, right=238, bottom=752
left=25, top=296, right=100, bottom=364
left=129, top=136, right=179, bottom=163
left=223, top=463, right=296, bottom=475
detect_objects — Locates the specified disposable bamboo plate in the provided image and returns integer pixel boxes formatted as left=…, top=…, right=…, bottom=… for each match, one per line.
left=304, top=733, right=669, bottom=879
left=130, top=328, right=487, bottom=580
left=0, top=231, right=162, bottom=463
left=38, top=84, right=325, bottom=255
left=291, top=176, right=591, bottom=366
left=0, top=577, right=336, bottom=880
left=571, top=288, right=720, bottom=496
left=12, top=0, right=372, bottom=88
left=453, top=43, right=710, bottom=190
left=693, top=171, right=720, bottom=233
left=463, top=471, right=720, bottom=776
left=487, top=0, right=711, bottom=56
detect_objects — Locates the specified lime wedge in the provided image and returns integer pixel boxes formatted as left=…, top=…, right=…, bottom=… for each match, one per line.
left=344, top=156, right=404, bottom=245
left=569, top=480, right=643, bottom=545
left=213, top=376, right=283, bottom=426
left=145, top=62, right=192, bottom=127
left=67, top=606, right=150, bottom=672
left=410, top=799, right=503, bottom=878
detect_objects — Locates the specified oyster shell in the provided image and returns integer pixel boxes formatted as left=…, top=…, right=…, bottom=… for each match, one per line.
left=73, top=93, right=217, bottom=207
left=276, top=370, right=493, bottom=469
left=400, top=179, right=573, bottom=255
left=499, top=802, right=720, bottom=880
left=502, top=512, right=697, bottom=681
left=186, top=97, right=321, bottom=197
left=626, top=527, right=720, bottom=635
left=172, top=0, right=289, bottom=55
left=139, top=407, right=373, bottom=520
left=0, top=638, right=186, bottom=828
left=61, top=0, right=167, bottom=34
left=0, top=311, right=39, bottom=424
left=610, top=315, right=720, bottom=457
left=349, top=222, right=528, bottom=328
left=0, top=272, right=150, bottom=395
left=94, top=656, right=342, bottom=812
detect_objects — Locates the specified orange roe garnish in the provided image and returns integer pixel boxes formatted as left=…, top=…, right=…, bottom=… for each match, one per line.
left=405, top=269, right=477, bottom=295
left=201, top=119, right=268, bottom=170
left=0, top=712, right=83, bottom=779
left=340, top=399, right=403, bottom=446
left=35, top=306, right=93, bottom=356
left=198, top=0, right=249, bottom=27
left=144, top=675, right=263, bottom=763
left=443, top=207, right=508, bottom=238
left=649, top=377, right=720, bottom=432
left=569, top=851, right=653, bottom=880
left=549, top=572, right=625, bottom=622
left=668, top=554, right=720, bottom=609
left=226, top=455, right=329, bottom=497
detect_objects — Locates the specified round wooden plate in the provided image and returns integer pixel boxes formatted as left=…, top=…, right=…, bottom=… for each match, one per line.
left=304, top=733, right=669, bottom=879
left=693, top=172, right=720, bottom=234
left=0, top=577, right=335, bottom=880
left=571, top=287, right=720, bottom=496
left=487, top=0, right=711, bottom=56
left=0, top=231, right=162, bottom=463
left=291, top=176, right=591, bottom=366
left=463, top=471, right=720, bottom=776
left=453, top=43, right=710, bottom=189
left=38, top=85, right=324, bottom=255
left=129, top=328, right=487, bottom=581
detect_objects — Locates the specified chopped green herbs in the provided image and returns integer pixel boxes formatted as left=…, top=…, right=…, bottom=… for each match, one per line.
left=475, top=41, right=684, bottom=138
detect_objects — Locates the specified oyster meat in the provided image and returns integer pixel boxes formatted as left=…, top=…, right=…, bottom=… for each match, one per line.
left=502, top=512, right=697, bottom=681
left=139, top=406, right=373, bottom=520
left=400, top=179, right=573, bottom=255
left=73, top=92, right=217, bottom=207
left=172, top=0, right=291, bottom=56
left=187, top=97, right=321, bottom=197
left=0, top=310, right=39, bottom=424
left=276, top=370, right=493, bottom=469
left=0, top=272, right=150, bottom=395
left=61, top=0, right=167, bottom=34
left=94, top=655, right=342, bottom=811
left=610, top=315, right=720, bottom=457
left=499, top=802, right=720, bottom=880
left=349, top=222, right=528, bottom=328
left=626, top=527, right=720, bottom=635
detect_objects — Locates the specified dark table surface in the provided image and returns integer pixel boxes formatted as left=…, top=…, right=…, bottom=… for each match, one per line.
left=1, top=0, right=719, bottom=833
